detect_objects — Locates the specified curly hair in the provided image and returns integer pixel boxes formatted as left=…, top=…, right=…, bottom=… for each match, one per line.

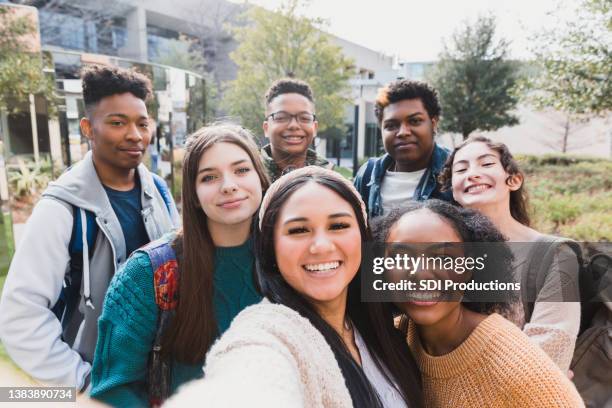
left=438, top=135, right=531, bottom=226
left=81, top=64, right=152, bottom=114
left=372, top=199, right=518, bottom=316
left=375, top=80, right=441, bottom=123
left=264, top=78, right=314, bottom=107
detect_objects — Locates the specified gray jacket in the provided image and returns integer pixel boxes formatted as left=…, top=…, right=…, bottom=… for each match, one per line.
left=0, top=151, right=179, bottom=390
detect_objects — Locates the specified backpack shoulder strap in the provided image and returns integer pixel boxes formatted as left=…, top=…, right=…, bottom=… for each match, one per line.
left=151, top=173, right=173, bottom=217
left=360, top=158, right=376, bottom=207
left=52, top=205, right=97, bottom=324
left=140, top=238, right=179, bottom=310
left=141, top=237, right=179, bottom=407
left=69, top=205, right=98, bottom=256
left=523, top=236, right=583, bottom=322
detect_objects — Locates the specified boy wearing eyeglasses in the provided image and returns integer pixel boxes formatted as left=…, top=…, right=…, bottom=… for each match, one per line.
left=261, top=78, right=333, bottom=181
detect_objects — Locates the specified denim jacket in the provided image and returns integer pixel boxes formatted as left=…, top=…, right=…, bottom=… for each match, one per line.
left=353, top=143, right=453, bottom=217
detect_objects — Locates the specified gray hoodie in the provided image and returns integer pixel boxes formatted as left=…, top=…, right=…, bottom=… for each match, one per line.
left=0, top=151, right=179, bottom=390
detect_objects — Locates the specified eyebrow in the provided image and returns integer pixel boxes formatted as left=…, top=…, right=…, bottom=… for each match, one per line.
left=105, top=113, right=149, bottom=120
left=198, top=159, right=248, bottom=174
left=427, top=242, right=456, bottom=251
left=453, top=153, right=498, bottom=166
left=283, top=212, right=353, bottom=225
left=383, top=112, right=424, bottom=123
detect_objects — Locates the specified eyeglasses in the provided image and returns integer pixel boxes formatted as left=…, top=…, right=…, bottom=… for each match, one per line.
left=266, top=111, right=316, bottom=125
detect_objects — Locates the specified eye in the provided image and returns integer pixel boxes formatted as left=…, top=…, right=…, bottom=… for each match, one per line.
left=330, top=222, right=350, bottom=230
left=236, top=167, right=251, bottom=175
left=384, top=123, right=399, bottom=131
left=482, top=162, right=496, bottom=167
left=201, top=174, right=216, bottom=183
left=139, top=122, right=149, bottom=129
left=110, top=121, right=124, bottom=127
left=288, top=226, right=309, bottom=234
left=454, top=167, right=467, bottom=173
left=409, top=118, right=423, bottom=125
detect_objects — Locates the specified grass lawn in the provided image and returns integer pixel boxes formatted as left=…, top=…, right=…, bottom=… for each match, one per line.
left=335, top=165, right=353, bottom=180
left=521, top=155, right=612, bottom=241
left=0, top=274, right=10, bottom=365
left=0, top=211, right=14, bottom=276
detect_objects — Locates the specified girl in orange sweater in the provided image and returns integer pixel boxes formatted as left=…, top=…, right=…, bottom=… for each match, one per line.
left=373, top=199, right=583, bottom=408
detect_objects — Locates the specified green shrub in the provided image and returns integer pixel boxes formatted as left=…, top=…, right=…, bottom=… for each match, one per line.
left=524, top=154, right=610, bottom=240
left=335, top=166, right=353, bottom=180
left=7, top=157, right=51, bottom=197
left=559, top=212, right=612, bottom=241
left=544, top=196, right=581, bottom=225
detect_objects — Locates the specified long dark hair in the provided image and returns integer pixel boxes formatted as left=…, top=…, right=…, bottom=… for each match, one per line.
left=439, top=135, right=531, bottom=226
left=162, top=123, right=270, bottom=364
left=372, top=199, right=518, bottom=316
left=256, top=169, right=423, bottom=408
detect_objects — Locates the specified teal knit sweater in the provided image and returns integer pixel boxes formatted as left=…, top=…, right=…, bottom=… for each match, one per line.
left=90, top=237, right=260, bottom=407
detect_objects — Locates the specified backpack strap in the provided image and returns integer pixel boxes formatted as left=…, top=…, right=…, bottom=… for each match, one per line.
left=51, top=205, right=98, bottom=328
left=359, top=159, right=376, bottom=213
left=152, top=173, right=173, bottom=216
left=140, top=238, right=179, bottom=407
left=523, top=236, right=583, bottom=323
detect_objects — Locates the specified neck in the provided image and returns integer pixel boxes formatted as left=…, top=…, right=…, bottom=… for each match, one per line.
left=270, top=146, right=308, bottom=172
left=476, top=202, right=538, bottom=241
left=311, top=291, right=348, bottom=336
left=417, top=306, right=484, bottom=356
left=208, top=218, right=251, bottom=247
left=93, top=155, right=136, bottom=191
left=394, top=150, right=433, bottom=173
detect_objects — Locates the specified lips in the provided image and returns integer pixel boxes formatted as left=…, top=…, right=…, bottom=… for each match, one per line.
left=282, top=134, right=306, bottom=144
left=464, top=184, right=491, bottom=194
left=302, top=260, right=342, bottom=277
left=406, top=289, right=451, bottom=306
left=218, top=197, right=247, bottom=209
left=119, top=147, right=144, bottom=156
left=394, top=141, right=418, bottom=150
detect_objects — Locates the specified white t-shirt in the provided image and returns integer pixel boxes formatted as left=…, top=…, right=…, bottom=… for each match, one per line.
left=354, top=328, right=409, bottom=408
left=380, top=169, right=426, bottom=214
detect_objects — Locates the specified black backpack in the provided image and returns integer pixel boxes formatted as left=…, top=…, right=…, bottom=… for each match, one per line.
left=523, top=238, right=611, bottom=407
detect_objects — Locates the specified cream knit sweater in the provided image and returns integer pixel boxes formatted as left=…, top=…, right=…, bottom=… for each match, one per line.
left=165, top=299, right=353, bottom=408
left=408, top=313, right=584, bottom=408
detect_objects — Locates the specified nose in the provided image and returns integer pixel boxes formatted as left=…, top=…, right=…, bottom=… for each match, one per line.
left=125, top=122, right=143, bottom=142
left=465, top=165, right=481, bottom=181
left=287, top=115, right=300, bottom=129
left=309, top=231, right=335, bottom=254
left=397, top=120, right=411, bottom=137
left=220, top=174, right=239, bottom=194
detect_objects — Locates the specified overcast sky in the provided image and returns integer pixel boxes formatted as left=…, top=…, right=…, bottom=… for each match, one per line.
left=228, top=0, right=581, bottom=61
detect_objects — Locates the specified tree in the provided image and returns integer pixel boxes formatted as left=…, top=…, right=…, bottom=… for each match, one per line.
left=529, top=0, right=611, bottom=117
left=222, top=0, right=353, bottom=137
left=430, top=15, right=520, bottom=140
left=0, top=5, right=56, bottom=115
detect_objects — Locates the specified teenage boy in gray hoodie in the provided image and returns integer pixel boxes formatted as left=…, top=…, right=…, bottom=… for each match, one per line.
left=0, top=65, right=179, bottom=391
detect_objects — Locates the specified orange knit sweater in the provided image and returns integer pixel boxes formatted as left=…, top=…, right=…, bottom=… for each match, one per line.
left=407, top=313, right=584, bottom=408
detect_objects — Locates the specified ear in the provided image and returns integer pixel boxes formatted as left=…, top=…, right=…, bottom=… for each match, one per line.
left=80, top=117, right=93, bottom=141
left=431, top=116, right=439, bottom=134
left=507, top=173, right=523, bottom=191
left=262, top=120, right=270, bottom=139
left=312, top=119, right=318, bottom=137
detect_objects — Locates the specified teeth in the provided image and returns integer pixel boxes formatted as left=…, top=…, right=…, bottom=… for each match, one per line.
left=467, top=184, right=489, bottom=193
left=285, top=136, right=303, bottom=141
left=408, top=290, right=443, bottom=300
left=304, top=261, right=340, bottom=272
